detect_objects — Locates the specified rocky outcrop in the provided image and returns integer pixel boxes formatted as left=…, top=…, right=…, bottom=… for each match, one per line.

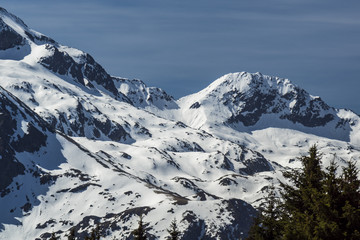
left=0, top=89, right=48, bottom=192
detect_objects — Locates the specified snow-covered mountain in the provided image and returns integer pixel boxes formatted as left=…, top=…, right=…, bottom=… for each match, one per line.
left=0, top=6, right=360, bottom=240
left=177, top=72, right=360, bottom=144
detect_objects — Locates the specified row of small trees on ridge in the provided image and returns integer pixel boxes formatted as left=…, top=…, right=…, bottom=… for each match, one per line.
left=49, top=217, right=181, bottom=240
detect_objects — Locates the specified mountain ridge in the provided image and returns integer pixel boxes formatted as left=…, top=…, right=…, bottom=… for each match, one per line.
left=177, top=71, right=360, bottom=145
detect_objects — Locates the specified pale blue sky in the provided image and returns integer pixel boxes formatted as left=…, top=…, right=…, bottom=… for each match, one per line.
left=2, top=0, right=360, bottom=113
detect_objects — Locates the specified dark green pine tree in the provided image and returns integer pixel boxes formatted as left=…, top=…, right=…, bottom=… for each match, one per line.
left=49, top=232, right=58, bottom=240
left=246, top=146, right=360, bottom=240
left=167, top=218, right=181, bottom=240
left=247, top=185, right=283, bottom=240
left=84, top=224, right=102, bottom=240
left=67, top=227, right=76, bottom=240
left=339, top=160, right=360, bottom=239
left=90, top=230, right=96, bottom=240
left=133, top=215, right=147, bottom=240
left=92, top=224, right=101, bottom=240
left=302, top=145, right=323, bottom=189
left=313, top=159, right=342, bottom=239
left=280, top=145, right=325, bottom=240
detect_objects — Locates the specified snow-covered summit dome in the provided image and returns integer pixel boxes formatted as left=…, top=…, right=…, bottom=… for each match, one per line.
left=205, top=71, right=297, bottom=97
left=178, top=71, right=354, bottom=141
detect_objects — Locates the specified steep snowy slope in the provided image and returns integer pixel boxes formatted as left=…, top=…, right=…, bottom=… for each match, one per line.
left=1, top=6, right=360, bottom=240
left=0, top=7, right=55, bottom=61
left=0, top=85, right=259, bottom=240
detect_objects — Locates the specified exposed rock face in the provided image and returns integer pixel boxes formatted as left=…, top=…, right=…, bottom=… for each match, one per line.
left=113, top=77, right=178, bottom=110
left=0, top=88, right=48, bottom=192
left=209, top=72, right=337, bottom=127
left=180, top=199, right=257, bottom=240
left=0, top=7, right=55, bottom=51
left=81, top=53, right=121, bottom=98
left=0, top=8, right=26, bottom=51
left=37, top=92, right=131, bottom=142
left=39, top=45, right=85, bottom=85
left=0, top=110, right=25, bottom=192
left=38, top=45, right=129, bottom=102
left=0, top=19, right=25, bottom=50
left=224, top=73, right=335, bottom=127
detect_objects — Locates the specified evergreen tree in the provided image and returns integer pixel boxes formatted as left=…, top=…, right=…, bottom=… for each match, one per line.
left=339, top=160, right=360, bottom=239
left=314, top=159, right=342, bottom=239
left=49, top=232, right=58, bottom=240
left=92, top=224, right=101, bottom=240
left=167, top=218, right=181, bottom=240
left=247, top=145, right=360, bottom=240
left=67, top=227, right=76, bottom=240
left=133, top=215, right=147, bottom=240
left=247, top=185, right=283, bottom=240
left=84, top=224, right=102, bottom=240
left=280, top=145, right=324, bottom=239
left=90, top=230, right=96, bottom=240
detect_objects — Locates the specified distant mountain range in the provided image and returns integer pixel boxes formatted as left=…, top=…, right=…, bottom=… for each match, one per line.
left=0, top=7, right=359, bottom=240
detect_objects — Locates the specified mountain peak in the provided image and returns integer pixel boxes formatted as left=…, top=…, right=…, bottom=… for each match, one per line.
left=208, top=72, right=296, bottom=97
left=0, top=7, right=28, bottom=28
left=0, top=7, right=55, bottom=55
left=179, top=71, right=349, bottom=140
left=0, top=9, right=27, bottom=52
